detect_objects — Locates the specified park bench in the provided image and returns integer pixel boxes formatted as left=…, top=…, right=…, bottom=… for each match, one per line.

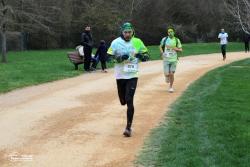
left=67, top=51, right=84, bottom=70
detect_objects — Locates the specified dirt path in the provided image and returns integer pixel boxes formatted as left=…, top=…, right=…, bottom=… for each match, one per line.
left=0, top=52, right=249, bottom=167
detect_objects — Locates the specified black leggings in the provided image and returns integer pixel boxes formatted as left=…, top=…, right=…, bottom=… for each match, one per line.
left=245, top=42, right=249, bottom=52
left=100, top=60, right=107, bottom=70
left=84, top=47, right=92, bottom=71
left=116, top=78, right=138, bottom=130
left=221, top=44, right=227, bottom=57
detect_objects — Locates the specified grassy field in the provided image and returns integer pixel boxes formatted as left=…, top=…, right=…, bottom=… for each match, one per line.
left=0, top=42, right=244, bottom=93
left=0, top=49, right=81, bottom=93
left=136, top=58, right=250, bottom=167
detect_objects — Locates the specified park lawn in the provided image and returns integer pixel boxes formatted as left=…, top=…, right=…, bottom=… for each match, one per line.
left=0, top=42, right=244, bottom=93
left=136, top=58, right=250, bottom=167
left=0, top=50, right=81, bottom=93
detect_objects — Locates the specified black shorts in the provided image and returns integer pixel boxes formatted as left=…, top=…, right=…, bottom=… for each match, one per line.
left=116, top=78, right=138, bottom=105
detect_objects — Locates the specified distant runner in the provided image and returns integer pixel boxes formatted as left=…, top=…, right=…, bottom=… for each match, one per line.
left=159, top=27, right=182, bottom=93
left=218, top=28, right=228, bottom=61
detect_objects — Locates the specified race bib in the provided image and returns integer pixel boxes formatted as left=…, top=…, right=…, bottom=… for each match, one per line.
left=163, top=49, right=176, bottom=58
left=123, top=63, right=138, bottom=72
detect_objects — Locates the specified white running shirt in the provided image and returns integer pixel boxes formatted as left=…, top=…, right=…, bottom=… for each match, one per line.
left=218, top=33, right=228, bottom=45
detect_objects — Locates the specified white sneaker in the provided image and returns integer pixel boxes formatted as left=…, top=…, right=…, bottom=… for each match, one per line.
left=168, top=87, right=174, bottom=93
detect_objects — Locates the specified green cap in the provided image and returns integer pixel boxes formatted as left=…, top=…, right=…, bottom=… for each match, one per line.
left=121, top=22, right=133, bottom=32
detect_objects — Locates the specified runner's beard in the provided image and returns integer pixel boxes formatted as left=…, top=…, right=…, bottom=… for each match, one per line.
left=124, top=36, right=132, bottom=41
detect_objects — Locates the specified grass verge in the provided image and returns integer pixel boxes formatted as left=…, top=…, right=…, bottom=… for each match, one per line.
left=136, top=58, right=250, bottom=167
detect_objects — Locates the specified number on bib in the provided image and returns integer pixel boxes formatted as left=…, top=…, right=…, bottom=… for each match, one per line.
left=163, top=50, right=175, bottom=58
left=123, top=63, right=138, bottom=72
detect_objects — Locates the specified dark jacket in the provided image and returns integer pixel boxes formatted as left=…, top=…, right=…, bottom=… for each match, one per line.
left=95, top=44, right=107, bottom=61
left=244, top=34, right=250, bottom=43
left=81, top=31, right=93, bottom=48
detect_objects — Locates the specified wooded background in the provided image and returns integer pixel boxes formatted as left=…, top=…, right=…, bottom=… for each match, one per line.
left=1, top=0, right=249, bottom=51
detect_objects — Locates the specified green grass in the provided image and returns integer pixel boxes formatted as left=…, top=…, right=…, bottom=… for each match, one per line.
left=0, top=42, right=244, bottom=93
left=136, top=58, right=250, bottom=167
left=0, top=50, right=82, bottom=93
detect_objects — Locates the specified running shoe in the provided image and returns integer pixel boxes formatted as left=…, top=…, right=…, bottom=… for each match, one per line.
left=123, top=128, right=132, bottom=137
left=168, top=87, right=174, bottom=93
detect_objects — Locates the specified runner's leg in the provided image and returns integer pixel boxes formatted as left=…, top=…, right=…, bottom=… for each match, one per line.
left=116, top=79, right=127, bottom=105
left=125, top=78, right=138, bottom=130
left=163, top=61, right=170, bottom=83
left=169, top=62, right=176, bottom=89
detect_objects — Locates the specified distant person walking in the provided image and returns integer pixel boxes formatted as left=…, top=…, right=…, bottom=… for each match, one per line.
left=243, top=33, right=250, bottom=53
left=81, top=25, right=94, bottom=72
left=159, top=27, right=182, bottom=93
left=95, top=40, right=108, bottom=72
left=218, top=29, right=228, bottom=61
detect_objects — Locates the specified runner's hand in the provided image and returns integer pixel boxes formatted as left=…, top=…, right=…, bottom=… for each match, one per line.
left=173, top=47, right=180, bottom=51
left=160, top=52, right=164, bottom=59
left=121, top=54, right=129, bottom=60
left=166, top=45, right=172, bottom=49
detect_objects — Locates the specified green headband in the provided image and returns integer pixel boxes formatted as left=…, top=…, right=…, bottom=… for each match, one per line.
left=122, top=22, right=133, bottom=32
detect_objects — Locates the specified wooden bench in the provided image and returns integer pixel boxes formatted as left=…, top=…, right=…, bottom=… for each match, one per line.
left=67, top=51, right=84, bottom=70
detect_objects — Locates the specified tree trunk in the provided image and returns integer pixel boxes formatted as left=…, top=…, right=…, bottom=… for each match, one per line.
left=1, top=30, right=7, bottom=63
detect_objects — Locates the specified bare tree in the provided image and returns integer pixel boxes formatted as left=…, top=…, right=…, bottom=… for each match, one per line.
left=224, top=0, right=250, bottom=35
left=1, top=0, right=240, bottom=51
left=128, top=0, right=144, bottom=20
left=0, top=0, right=13, bottom=63
left=0, top=0, right=59, bottom=63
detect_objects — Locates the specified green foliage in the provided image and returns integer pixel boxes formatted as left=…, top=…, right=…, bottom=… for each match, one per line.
left=2, top=0, right=241, bottom=49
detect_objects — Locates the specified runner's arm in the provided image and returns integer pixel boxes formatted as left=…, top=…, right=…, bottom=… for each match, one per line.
left=159, top=38, right=165, bottom=57
left=173, top=47, right=182, bottom=52
left=218, top=33, right=221, bottom=39
left=159, top=45, right=164, bottom=55
left=107, top=47, right=129, bottom=63
left=173, top=38, right=183, bottom=52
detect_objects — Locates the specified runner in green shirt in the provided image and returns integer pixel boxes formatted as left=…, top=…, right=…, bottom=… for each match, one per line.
left=159, top=27, right=182, bottom=93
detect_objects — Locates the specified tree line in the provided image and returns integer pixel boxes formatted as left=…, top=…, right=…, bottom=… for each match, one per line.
left=1, top=0, right=249, bottom=62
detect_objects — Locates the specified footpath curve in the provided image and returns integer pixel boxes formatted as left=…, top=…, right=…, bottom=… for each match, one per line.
left=0, top=52, right=248, bottom=167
